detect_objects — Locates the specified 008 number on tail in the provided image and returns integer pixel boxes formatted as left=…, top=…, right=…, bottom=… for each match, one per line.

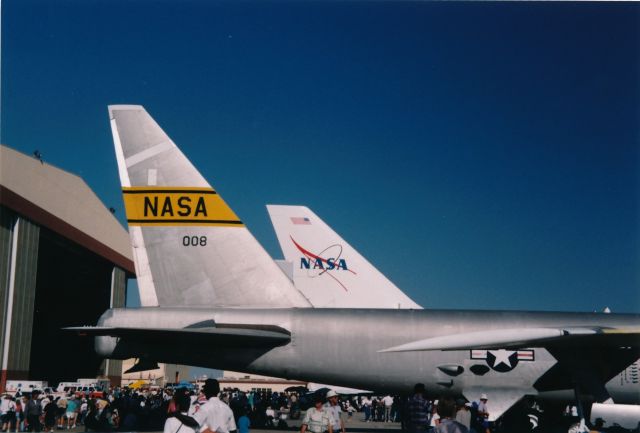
left=182, top=236, right=207, bottom=247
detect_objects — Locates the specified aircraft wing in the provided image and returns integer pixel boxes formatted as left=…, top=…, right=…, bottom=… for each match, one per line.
left=307, top=382, right=372, bottom=395
left=378, top=326, right=640, bottom=352
left=65, top=323, right=291, bottom=348
left=381, top=325, right=640, bottom=417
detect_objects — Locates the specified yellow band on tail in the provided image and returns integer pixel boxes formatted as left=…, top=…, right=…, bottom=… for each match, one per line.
left=122, top=187, right=244, bottom=227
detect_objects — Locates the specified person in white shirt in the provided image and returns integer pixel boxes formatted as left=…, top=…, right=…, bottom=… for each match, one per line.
left=475, top=394, right=489, bottom=433
left=189, top=392, right=208, bottom=417
left=40, top=396, right=51, bottom=409
left=164, top=389, right=199, bottom=433
left=79, top=400, right=88, bottom=426
left=265, top=407, right=275, bottom=418
left=265, top=406, right=275, bottom=426
left=361, top=397, right=372, bottom=422
left=324, top=391, right=344, bottom=433
left=1, top=395, right=16, bottom=432
left=382, top=395, right=393, bottom=422
left=301, top=395, right=333, bottom=433
left=193, top=379, right=237, bottom=433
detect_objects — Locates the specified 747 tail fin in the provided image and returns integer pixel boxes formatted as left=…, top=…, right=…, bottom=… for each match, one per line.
left=109, top=105, right=310, bottom=308
left=267, top=205, right=421, bottom=309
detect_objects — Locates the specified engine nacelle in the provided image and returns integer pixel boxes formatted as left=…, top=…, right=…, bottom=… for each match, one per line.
left=591, top=403, right=640, bottom=429
left=95, top=335, right=118, bottom=358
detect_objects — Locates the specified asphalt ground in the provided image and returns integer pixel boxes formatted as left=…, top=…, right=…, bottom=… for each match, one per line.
left=32, top=415, right=402, bottom=433
left=277, top=415, right=401, bottom=432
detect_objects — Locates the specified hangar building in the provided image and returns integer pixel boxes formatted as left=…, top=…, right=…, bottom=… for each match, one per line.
left=0, top=145, right=134, bottom=391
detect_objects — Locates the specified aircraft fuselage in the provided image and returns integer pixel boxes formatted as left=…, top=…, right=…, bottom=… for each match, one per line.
left=96, top=307, right=640, bottom=402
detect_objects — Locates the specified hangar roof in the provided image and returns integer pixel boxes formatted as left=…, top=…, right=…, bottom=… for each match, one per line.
left=0, top=145, right=134, bottom=273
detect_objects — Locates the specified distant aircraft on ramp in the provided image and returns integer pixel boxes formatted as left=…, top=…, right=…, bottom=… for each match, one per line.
left=69, top=105, right=640, bottom=426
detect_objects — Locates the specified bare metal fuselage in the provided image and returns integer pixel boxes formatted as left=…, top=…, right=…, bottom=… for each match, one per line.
left=96, top=307, right=640, bottom=402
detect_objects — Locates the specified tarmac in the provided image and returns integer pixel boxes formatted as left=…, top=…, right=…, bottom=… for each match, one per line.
left=281, top=415, right=401, bottom=432
left=46, top=414, right=402, bottom=433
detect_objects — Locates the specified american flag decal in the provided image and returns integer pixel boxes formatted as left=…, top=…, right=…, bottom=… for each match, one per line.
left=291, top=217, right=311, bottom=225
left=471, top=350, right=488, bottom=360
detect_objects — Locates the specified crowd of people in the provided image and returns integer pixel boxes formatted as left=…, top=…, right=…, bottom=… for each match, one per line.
left=297, top=384, right=632, bottom=433
left=0, top=381, right=630, bottom=433
left=291, top=386, right=488, bottom=433
left=0, top=380, right=309, bottom=433
left=0, top=393, right=89, bottom=432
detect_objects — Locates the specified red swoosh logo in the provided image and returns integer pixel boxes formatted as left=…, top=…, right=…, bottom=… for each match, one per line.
left=290, top=236, right=357, bottom=292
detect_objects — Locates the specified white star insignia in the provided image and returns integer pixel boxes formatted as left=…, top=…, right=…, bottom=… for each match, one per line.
left=491, top=349, right=515, bottom=368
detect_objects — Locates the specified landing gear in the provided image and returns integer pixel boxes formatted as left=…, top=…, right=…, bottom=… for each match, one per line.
left=569, top=386, right=588, bottom=433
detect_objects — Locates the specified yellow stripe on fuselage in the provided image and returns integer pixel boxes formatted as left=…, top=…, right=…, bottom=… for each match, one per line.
left=122, top=187, right=244, bottom=227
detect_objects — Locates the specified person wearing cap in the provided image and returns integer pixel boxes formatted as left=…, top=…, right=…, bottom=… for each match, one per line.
left=475, top=394, right=489, bottom=433
left=193, top=379, right=237, bottom=433
left=301, top=394, right=333, bottom=433
left=324, top=391, right=344, bottom=433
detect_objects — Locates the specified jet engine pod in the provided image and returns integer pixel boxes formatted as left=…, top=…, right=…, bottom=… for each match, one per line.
left=591, top=403, right=640, bottom=429
left=95, top=335, right=118, bottom=358
left=437, top=364, right=464, bottom=376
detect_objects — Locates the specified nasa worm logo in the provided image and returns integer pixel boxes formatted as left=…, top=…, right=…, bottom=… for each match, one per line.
left=290, top=236, right=357, bottom=292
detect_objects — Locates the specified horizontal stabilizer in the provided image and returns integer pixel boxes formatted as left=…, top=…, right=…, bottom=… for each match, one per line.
left=65, top=324, right=291, bottom=347
left=379, top=326, right=640, bottom=352
left=307, top=383, right=372, bottom=395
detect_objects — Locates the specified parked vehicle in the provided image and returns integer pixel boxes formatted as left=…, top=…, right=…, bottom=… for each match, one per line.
left=75, top=385, right=104, bottom=399
left=6, top=381, right=48, bottom=396
left=56, top=382, right=81, bottom=394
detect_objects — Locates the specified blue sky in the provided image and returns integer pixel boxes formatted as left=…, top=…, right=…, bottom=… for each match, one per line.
left=3, top=1, right=639, bottom=314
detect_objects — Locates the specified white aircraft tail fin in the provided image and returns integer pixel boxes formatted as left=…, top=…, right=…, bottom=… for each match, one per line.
left=267, top=205, right=422, bottom=309
left=109, top=105, right=311, bottom=308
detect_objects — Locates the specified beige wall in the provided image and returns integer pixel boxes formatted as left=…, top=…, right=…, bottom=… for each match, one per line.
left=220, top=371, right=306, bottom=393
left=121, top=359, right=191, bottom=387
